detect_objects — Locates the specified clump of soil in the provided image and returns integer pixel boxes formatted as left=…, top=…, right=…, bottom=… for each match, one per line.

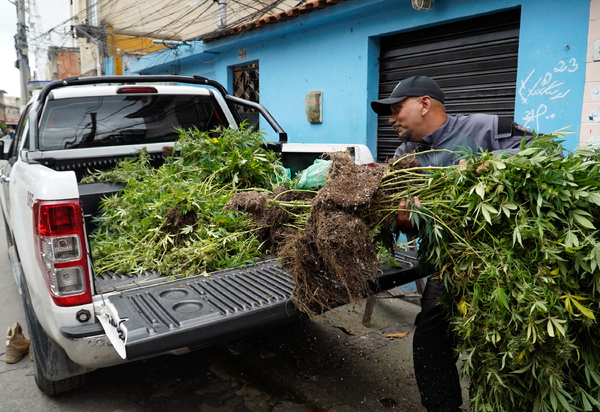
left=226, top=186, right=314, bottom=254
left=227, top=151, right=420, bottom=316
left=387, top=155, right=420, bottom=170
left=227, top=190, right=267, bottom=216
left=162, top=146, right=174, bottom=158
left=163, top=201, right=198, bottom=244
left=279, top=152, right=385, bottom=316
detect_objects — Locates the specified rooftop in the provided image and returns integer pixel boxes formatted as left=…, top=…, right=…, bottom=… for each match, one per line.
left=199, top=0, right=347, bottom=43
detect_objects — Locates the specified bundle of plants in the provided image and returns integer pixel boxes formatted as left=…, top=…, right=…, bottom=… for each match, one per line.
left=400, top=135, right=600, bottom=412
left=269, top=152, right=387, bottom=316
left=83, top=125, right=285, bottom=276
left=224, top=151, right=426, bottom=316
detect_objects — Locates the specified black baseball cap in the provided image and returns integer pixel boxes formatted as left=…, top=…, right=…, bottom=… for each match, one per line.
left=371, top=76, right=445, bottom=115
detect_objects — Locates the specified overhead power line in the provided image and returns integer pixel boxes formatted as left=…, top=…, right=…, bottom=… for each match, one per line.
left=23, top=0, right=300, bottom=78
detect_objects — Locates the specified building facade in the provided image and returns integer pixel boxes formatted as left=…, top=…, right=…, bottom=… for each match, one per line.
left=71, top=0, right=298, bottom=77
left=46, top=46, right=81, bottom=80
left=0, top=93, right=21, bottom=128
left=127, top=0, right=595, bottom=157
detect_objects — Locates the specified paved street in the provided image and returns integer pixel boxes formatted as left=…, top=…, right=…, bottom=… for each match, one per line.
left=0, top=158, right=456, bottom=411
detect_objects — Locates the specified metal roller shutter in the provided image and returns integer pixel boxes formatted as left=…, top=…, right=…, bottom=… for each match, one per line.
left=376, top=8, right=521, bottom=161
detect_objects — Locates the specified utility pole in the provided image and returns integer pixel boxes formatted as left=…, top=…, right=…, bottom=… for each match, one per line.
left=218, top=0, right=227, bottom=29
left=15, top=0, right=31, bottom=103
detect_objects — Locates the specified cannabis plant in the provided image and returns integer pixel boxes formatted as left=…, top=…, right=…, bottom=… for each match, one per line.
left=84, top=125, right=285, bottom=276
left=397, top=135, right=600, bottom=412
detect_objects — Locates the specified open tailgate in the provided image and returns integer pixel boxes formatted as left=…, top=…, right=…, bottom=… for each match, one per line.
left=95, top=250, right=420, bottom=360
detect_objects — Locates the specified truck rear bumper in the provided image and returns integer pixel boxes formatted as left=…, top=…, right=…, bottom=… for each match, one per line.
left=93, top=250, right=420, bottom=361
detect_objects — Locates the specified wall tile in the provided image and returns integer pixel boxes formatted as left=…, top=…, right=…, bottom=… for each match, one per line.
left=590, top=0, right=600, bottom=20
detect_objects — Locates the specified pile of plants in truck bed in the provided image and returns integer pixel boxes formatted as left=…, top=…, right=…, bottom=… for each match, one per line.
left=83, top=125, right=284, bottom=276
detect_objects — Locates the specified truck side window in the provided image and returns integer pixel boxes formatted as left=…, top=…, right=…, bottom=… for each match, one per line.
left=9, top=105, right=30, bottom=160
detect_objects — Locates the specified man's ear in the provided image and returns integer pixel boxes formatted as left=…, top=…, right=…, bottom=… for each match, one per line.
left=420, top=96, right=433, bottom=116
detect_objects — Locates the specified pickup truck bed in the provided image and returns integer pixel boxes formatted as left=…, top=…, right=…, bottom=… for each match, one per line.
left=90, top=249, right=420, bottom=360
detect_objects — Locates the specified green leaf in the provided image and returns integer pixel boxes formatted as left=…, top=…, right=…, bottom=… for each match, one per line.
left=474, top=182, right=486, bottom=199
left=572, top=299, right=596, bottom=320
left=547, top=319, right=555, bottom=337
left=501, top=202, right=518, bottom=218
left=582, top=393, right=593, bottom=412
left=511, top=362, right=533, bottom=374
left=573, top=213, right=596, bottom=229
left=481, top=204, right=491, bottom=224
left=549, top=317, right=566, bottom=337
left=493, top=287, right=510, bottom=310
left=564, top=231, right=579, bottom=248
left=513, top=225, right=523, bottom=247
left=481, top=203, right=498, bottom=225
left=586, top=192, right=600, bottom=206
left=550, top=389, right=558, bottom=410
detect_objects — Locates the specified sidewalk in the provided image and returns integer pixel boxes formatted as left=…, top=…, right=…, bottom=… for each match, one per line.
left=230, top=291, right=471, bottom=411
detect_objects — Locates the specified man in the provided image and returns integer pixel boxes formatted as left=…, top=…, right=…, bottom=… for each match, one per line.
left=371, top=76, right=533, bottom=412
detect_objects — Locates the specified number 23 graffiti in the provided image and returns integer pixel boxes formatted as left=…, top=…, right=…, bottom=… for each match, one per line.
left=520, top=58, right=578, bottom=131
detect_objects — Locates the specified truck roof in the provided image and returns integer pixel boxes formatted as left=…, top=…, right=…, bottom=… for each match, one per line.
left=48, top=84, right=215, bottom=99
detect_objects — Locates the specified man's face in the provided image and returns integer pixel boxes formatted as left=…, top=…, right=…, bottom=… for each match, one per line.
left=389, top=97, right=423, bottom=143
left=395, top=127, right=413, bottom=144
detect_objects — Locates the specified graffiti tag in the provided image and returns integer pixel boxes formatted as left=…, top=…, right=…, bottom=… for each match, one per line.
left=519, top=59, right=577, bottom=130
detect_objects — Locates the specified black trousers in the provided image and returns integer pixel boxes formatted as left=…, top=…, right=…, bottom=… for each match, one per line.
left=413, top=278, right=463, bottom=412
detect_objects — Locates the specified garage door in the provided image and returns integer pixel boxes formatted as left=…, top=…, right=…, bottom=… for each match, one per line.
left=376, top=8, right=521, bottom=161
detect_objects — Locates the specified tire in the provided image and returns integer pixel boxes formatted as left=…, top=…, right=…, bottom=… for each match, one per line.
left=20, top=275, right=88, bottom=396
left=30, top=337, right=86, bottom=396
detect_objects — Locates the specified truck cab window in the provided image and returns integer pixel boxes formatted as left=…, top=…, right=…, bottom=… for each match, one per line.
left=38, top=94, right=227, bottom=151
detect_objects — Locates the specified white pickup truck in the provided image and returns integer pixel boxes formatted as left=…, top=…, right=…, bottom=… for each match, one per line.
left=0, top=75, right=419, bottom=395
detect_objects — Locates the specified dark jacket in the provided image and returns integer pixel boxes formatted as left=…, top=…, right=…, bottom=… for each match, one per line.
left=394, top=114, right=533, bottom=167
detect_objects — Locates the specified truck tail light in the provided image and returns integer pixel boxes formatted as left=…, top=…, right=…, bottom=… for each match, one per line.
left=34, top=200, right=92, bottom=307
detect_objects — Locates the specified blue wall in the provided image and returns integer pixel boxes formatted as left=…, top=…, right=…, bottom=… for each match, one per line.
left=129, top=0, right=590, bottom=154
left=514, top=1, right=588, bottom=151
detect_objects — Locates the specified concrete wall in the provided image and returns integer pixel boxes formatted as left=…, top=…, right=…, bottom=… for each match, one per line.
left=130, top=0, right=591, bottom=154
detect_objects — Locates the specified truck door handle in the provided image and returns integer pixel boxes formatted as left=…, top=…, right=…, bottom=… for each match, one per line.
left=0, top=174, right=9, bottom=183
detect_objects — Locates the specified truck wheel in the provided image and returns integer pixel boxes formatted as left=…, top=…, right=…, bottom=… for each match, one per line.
left=30, top=338, right=86, bottom=396
left=20, top=275, right=88, bottom=396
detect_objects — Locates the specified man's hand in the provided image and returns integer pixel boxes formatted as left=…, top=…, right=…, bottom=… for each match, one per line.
left=458, top=158, right=488, bottom=174
left=396, top=196, right=422, bottom=229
